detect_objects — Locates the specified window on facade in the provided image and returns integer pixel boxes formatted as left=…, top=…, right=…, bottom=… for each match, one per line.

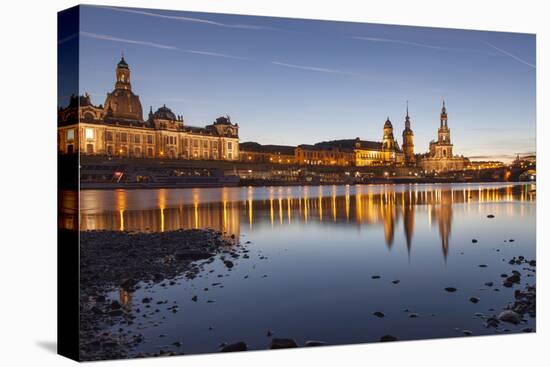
left=120, top=133, right=127, bottom=143
left=134, top=147, right=141, bottom=157
left=66, top=129, right=75, bottom=141
left=147, top=147, right=154, bottom=157
left=203, top=151, right=209, bottom=159
left=147, top=135, right=153, bottom=144
left=193, top=140, right=199, bottom=148
left=227, top=142, right=233, bottom=150
left=105, top=131, right=113, bottom=141
left=228, top=152, right=233, bottom=160
left=85, top=128, right=94, bottom=141
left=134, top=135, right=141, bottom=144
left=86, top=144, right=94, bottom=154
left=107, top=145, right=113, bottom=155
left=203, top=141, right=208, bottom=149
left=83, top=112, right=94, bottom=121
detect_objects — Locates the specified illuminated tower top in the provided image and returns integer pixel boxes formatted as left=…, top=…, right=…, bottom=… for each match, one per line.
left=440, top=100, right=448, bottom=128
left=115, top=55, right=131, bottom=90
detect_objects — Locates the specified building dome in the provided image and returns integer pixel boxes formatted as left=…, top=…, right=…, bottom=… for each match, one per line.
left=153, top=104, right=177, bottom=120
left=214, top=116, right=232, bottom=125
left=104, top=89, right=143, bottom=121
left=103, top=56, right=143, bottom=121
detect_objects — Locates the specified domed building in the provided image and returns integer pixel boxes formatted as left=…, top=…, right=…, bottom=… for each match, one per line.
left=103, top=56, right=144, bottom=122
left=58, top=57, right=240, bottom=161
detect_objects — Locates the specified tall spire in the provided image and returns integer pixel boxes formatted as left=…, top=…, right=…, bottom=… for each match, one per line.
left=405, top=101, right=411, bottom=129
left=440, top=99, right=448, bottom=128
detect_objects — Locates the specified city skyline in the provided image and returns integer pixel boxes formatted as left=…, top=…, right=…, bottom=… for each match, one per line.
left=62, top=5, right=536, bottom=162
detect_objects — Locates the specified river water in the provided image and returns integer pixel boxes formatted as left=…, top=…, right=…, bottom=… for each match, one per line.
left=63, top=183, right=536, bottom=354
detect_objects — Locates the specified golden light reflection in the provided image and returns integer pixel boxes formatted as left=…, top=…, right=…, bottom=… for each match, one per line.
left=73, top=185, right=534, bottom=260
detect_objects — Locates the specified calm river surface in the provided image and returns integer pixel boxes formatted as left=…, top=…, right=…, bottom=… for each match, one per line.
left=64, top=183, right=536, bottom=354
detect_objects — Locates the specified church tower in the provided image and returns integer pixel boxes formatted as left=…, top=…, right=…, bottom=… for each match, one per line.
left=438, top=100, right=451, bottom=144
left=435, top=100, right=453, bottom=158
left=115, top=56, right=131, bottom=90
left=382, top=117, right=395, bottom=151
left=402, top=102, right=415, bottom=165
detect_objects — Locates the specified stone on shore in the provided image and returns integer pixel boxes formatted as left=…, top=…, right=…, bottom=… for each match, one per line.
left=220, top=341, right=248, bottom=352
left=270, top=338, right=298, bottom=349
left=305, top=340, right=327, bottom=347
left=498, top=310, right=521, bottom=324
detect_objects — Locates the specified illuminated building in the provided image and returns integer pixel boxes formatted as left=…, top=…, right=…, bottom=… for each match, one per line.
left=58, top=57, right=240, bottom=161
left=402, top=102, right=415, bottom=165
left=295, top=116, right=406, bottom=166
left=418, top=101, right=469, bottom=172
left=239, top=142, right=296, bottom=164
left=468, top=161, right=504, bottom=170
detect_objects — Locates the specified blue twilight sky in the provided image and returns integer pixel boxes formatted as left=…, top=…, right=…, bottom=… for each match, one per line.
left=68, top=5, right=535, bottom=162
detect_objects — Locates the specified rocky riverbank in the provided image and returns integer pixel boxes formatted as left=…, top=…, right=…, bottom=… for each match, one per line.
left=77, top=228, right=536, bottom=360
left=79, top=229, right=237, bottom=361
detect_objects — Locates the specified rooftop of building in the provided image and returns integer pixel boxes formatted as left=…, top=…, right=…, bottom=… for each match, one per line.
left=240, top=142, right=296, bottom=155
left=313, top=139, right=384, bottom=151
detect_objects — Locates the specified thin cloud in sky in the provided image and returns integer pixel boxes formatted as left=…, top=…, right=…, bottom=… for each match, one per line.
left=58, top=33, right=78, bottom=45
left=81, top=32, right=177, bottom=50
left=354, top=36, right=496, bottom=56
left=81, top=32, right=249, bottom=60
left=486, top=42, right=536, bottom=69
left=271, top=61, right=357, bottom=75
left=354, top=36, right=452, bottom=50
left=184, top=50, right=250, bottom=60
left=98, top=6, right=275, bottom=30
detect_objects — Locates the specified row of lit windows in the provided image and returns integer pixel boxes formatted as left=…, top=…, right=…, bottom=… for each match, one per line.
left=66, top=128, right=235, bottom=152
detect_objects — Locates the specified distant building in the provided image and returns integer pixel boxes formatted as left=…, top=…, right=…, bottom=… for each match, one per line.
left=239, top=142, right=296, bottom=164
left=295, top=142, right=355, bottom=166
left=418, top=101, right=469, bottom=172
left=296, top=116, right=407, bottom=166
left=402, top=102, right=415, bottom=165
left=58, top=57, right=240, bottom=161
left=468, top=161, right=504, bottom=170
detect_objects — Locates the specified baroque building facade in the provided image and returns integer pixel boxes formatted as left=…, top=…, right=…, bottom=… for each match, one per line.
left=58, top=57, right=240, bottom=161
left=242, top=112, right=411, bottom=167
left=418, top=101, right=469, bottom=172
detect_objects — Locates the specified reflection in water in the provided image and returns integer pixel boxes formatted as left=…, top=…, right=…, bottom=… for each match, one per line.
left=62, top=184, right=535, bottom=260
